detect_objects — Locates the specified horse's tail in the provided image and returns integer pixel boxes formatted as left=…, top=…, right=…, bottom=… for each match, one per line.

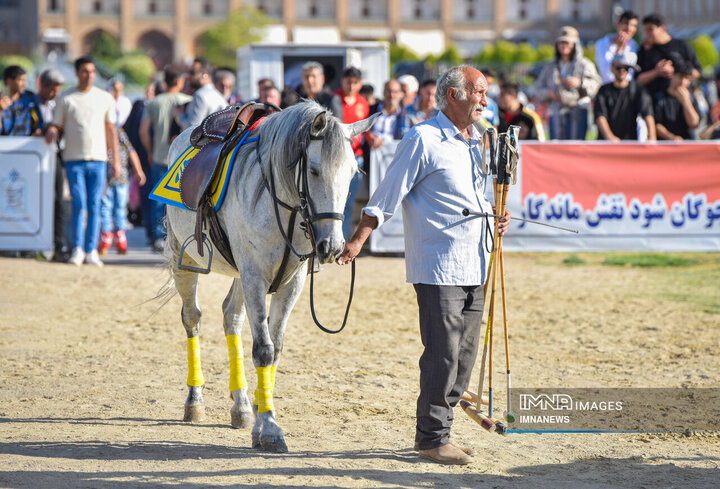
left=141, top=216, right=177, bottom=316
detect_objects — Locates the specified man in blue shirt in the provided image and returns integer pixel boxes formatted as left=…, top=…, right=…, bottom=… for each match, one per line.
left=0, top=65, right=43, bottom=136
left=338, top=66, right=510, bottom=465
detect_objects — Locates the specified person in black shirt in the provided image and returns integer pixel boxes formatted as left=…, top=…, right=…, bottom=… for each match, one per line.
left=653, top=58, right=700, bottom=140
left=637, top=13, right=701, bottom=98
left=594, top=52, right=656, bottom=141
left=498, top=82, right=546, bottom=140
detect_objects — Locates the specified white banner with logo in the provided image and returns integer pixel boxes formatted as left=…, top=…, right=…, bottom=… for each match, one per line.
left=368, top=140, right=405, bottom=253
left=0, top=137, right=56, bottom=250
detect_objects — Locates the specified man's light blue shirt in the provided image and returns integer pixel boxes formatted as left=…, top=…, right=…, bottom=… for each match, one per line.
left=363, top=111, right=495, bottom=286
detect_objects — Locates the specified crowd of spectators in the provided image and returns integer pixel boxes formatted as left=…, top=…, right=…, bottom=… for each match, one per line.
left=1, top=9, right=718, bottom=262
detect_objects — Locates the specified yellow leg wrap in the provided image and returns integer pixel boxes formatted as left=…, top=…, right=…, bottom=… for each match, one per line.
left=226, top=334, right=248, bottom=392
left=254, top=366, right=276, bottom=413
left=186, top=336, right=205, bottom=387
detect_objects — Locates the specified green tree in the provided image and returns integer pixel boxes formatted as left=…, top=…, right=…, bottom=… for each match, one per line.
left=583, top=43, right=596, bottom=67
left=691, top=34, right=719, bottom=72
left=514, top=42, right=538, bottom=64
left=0, top=55, right=34, bottom=76
left=492, top=40, right=518, bottom=64
left=473, top=43, right=495, bottom=64
left=90, top=31, right=122, bottom=65
left=197, top=5, right=270, bottom=68
left=537, top=43, right=555, bottom=61
left=390, top=43, right=419, bottom=64
left=113, top=53, right=155, bottom=86
left=438, top=44, right=464, bottom=65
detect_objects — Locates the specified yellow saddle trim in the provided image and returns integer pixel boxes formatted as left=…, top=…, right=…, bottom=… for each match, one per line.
left=149, top=141, right=245, bottom=211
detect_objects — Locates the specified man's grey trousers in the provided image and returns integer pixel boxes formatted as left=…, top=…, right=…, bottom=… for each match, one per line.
left=413, top=283, right=484, bottom=450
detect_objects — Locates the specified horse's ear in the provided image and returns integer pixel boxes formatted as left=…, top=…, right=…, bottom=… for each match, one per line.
left=310, top=111, right=327, bottom=138
left=346, top=112, right=380, bottom=138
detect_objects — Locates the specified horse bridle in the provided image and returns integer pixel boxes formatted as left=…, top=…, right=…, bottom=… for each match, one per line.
left=255, top=122, right=355, bottom=334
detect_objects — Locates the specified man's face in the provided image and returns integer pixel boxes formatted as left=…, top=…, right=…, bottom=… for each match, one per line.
left=6, top=74, right=27, bottom=95
left=38, top=81, right=61, bottom=101
left=383, top=80, right=404, bottom=108
left=454, top=70, right=489, bottom=126
left=419, top=84, right=436, bottom=105
left=611, top=63, right=630, bottom=82
left=217, top=76, right=233, bottom=97
left=498, top=90, right=515, bottom=111
left=260, top=87, right=281, bottom=106
left=617, top=18, right=638, bottom=37
left=302, top=68, right=324, bottom=96
left=111, top=81, right=123, bottom=99
left=643, top=23, right=664, bottom=44
left=189, top=62, right=206, bottom=89
left=76, top=63, right=95, bottom=88
left=341, top=76, right=362, bottom=96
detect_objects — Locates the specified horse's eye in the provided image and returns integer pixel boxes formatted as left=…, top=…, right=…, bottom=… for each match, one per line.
left=310, top=168, right=320, bottom=177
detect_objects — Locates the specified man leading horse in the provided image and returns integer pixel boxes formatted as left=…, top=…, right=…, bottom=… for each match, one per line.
left=337, top=65, right=511, bottom=465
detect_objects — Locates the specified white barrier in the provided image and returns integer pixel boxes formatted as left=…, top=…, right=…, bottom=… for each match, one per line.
left=0, top=137, right=56, bottom=251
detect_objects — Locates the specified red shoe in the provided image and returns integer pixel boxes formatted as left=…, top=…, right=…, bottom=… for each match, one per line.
left=115, top=230, right=127, bottom=254
left=98, top=232, right=113, bottom=255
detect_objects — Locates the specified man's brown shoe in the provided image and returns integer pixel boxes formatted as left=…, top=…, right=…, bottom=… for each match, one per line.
left=418, top=444, right=472, bottom=465
left=448, top=438, right=477, bottom=457
left=414, top=438, right=476, bottom=457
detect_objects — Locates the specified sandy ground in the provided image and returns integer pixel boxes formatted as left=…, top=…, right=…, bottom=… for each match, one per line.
left=1, top=253, right=719, bottom=488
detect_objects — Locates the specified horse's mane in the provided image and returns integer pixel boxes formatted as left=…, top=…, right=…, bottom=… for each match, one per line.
left=252, top=100, right=349, bottom=204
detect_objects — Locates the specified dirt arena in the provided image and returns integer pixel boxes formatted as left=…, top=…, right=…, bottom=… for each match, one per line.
left=1, top=252, right=719, bottom=488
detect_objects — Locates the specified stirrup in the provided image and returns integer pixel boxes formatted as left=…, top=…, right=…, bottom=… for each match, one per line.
left=178, top=234, right=213, bottom=274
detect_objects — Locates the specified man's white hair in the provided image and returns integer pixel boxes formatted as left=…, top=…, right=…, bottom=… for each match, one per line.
left=435, top=65, right=471, bottom=111
left=302, top=61, right=324, bottom=74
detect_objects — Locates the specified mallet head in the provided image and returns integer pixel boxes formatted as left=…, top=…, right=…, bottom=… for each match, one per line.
left=504, top=410, right=516, bottom=423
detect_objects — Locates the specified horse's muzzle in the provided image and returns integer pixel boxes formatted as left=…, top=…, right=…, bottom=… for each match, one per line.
left=315, top=237, right=344, bottom=264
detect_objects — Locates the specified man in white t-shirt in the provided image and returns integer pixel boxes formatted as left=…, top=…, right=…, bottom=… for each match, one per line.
left=46, top=56, right=120, bottom=267
left=595, top=10, right=640, bottom=84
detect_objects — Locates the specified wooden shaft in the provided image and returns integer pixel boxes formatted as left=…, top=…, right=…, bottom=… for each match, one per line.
left=462, top=390, right=489, bottom=405
left=486, top=182, right=505, bottom=417
left=460, top=400, right=496, bottom=432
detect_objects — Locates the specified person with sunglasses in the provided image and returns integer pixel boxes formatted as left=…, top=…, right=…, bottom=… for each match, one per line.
left=594, top=52, right=656, bottom=141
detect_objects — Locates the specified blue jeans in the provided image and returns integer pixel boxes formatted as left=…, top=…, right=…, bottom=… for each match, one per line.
left=100, top=183, right=129, bottom=233
left=65, top=160, right=106, bottom=252
left=150, top=162, right=169, bottom=241
left=342, top=155, right=364, bottom=239
left=549, top=107, right=589, bottom=140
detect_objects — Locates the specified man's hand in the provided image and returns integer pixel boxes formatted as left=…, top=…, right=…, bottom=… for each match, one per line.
left=497, top=208, right=512, bottom=236
left=614, top=31, right=632, bottom=50
left=336, top=239, right=363, bottom=265
left=45, top=125, right=59, bottom=144
left=656, top=59, right=674, bottom=79
left=0, top=95, right=12, bottom=111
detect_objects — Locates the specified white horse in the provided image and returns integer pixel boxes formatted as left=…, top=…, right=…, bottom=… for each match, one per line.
left=163, top=101, right=377, bottom=452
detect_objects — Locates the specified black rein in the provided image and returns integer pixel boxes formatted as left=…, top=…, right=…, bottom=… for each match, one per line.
left=254, top=129, right=354, bottom=334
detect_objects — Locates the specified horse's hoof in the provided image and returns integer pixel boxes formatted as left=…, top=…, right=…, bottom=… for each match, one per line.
left=183, top=403, right=206, bottom=422
left=260, top=435, right=288, bottom=453
left=251, top=431, right=261, bottom=449
left=231, top=410, right=253, bottom=429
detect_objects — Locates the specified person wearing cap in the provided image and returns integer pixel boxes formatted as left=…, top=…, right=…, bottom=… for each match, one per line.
left=637, top=13, right=701, bottom=100
left=594, top=52, right=656, bottom=141
left=699, top=66, right=720, bottom=140
left=398, top=74, right=419, bottom=109
left=534, top=25, right=601, bottom=140
left=652, top=56, right=700, bottom=140
left=334, top=66, right=370, bottom=238
left=595, top=10, right=640, bottom=84
left=36, top=69, right=72, bottom=262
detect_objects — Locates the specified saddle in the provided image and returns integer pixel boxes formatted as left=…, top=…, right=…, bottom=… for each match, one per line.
left=177, top=101, right=281, bottom=271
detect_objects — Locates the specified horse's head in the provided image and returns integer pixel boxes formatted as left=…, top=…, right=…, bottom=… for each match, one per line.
left=301, top=107, right=379, bottom=263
